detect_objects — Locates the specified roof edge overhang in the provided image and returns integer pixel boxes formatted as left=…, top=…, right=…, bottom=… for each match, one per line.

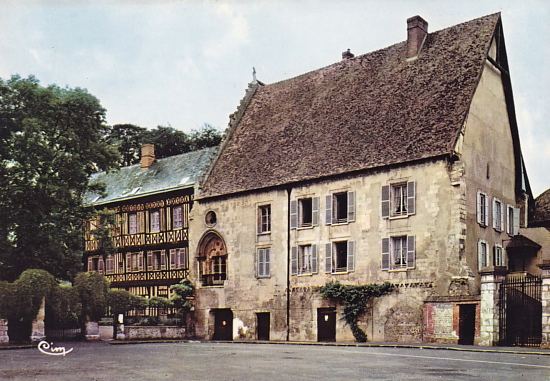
left=85, top=184, right=195, bottom=208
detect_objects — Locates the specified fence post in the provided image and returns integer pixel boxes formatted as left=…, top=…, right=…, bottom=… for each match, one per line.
left=479, top=266, right=507, bottom=346
left=538, top=262, right=550, bottom=349
left=0, top=319, right=8, bottom=343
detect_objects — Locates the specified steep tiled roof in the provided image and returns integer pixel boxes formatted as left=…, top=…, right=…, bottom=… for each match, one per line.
left=200, top=13, right=500, bottom=198
left=85, top=147, right=218, bottom=206
left=533, top=188, right=550, bottom=223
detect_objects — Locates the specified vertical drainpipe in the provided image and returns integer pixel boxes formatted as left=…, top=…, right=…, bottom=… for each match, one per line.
left=286, top=187, right=292, bottom=341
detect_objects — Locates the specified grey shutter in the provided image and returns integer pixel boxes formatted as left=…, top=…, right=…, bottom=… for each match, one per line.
left=478, top=240, right=484, bottom=270
left=485, top=196, right=490, bottom=227
left=312, top=197, right=320, bottom=226
left=147, top=252, right=153, bottom=270
left=257, top=207, right=262, bottom=234
left=347, top=240, right=355, bottom=272
left=492, top=199, right=497, bottom=229
left=257, top=249, right=263, bottom=277
left=325, top=195, right=332, bottom=225
left=265, top=248, right=270, bottom=276
left=513, top=207, right=520, bottom=235
left=476, top=192, right=482, bottom=224
left=381, top=185, right=390, bottom=219
left=290, top=200, right=298, bottom=229
left=290, top=246, right=298, bottom=275
left=169, top=249, right=176, bottom=269
left=347, top=191, right=356, bottom=222
left=406, top=236, right=416, bottom=269
left=311, top=244, right=318, bottom=273
left=381, top=238, right=390, bottom=270
left=407, top=181, right=416, bottom=215
left=325, top=243, right=332, bottom=273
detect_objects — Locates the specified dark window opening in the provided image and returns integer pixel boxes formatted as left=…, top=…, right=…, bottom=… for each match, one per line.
left=333, top=241, right=348, bottom=272
left=299, top=198, right=313, bottom=227
left=333, top=192, right=348, bottom=223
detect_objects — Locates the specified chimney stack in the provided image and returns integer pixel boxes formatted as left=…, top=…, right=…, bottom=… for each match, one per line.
left=406, top=15, right=428, bottom=59
left=140, top=143, right=155, bottom=169
left=342, top=48, right=354, bottom=60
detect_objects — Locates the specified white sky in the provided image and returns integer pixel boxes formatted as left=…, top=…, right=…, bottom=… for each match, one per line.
left=1, top=0, right=548, bottom=196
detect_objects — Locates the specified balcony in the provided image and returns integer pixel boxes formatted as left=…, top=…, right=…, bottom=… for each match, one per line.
left=84, top=229, right=188, bottom=252
left=104, top=269, right=188, bottom=285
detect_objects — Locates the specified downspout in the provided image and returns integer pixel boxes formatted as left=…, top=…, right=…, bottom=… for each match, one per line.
left=286, top=187, right=292, bottom=341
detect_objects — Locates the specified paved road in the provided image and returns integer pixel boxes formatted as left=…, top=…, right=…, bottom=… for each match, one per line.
left=0, top=342, right=549, bottom=380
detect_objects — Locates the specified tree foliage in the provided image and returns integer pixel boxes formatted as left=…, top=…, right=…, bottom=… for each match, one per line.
left=109, top=123, right=223, bottom=166
left=0, top=76, right=119, bottom=281
left=74, top=271, right=110, bottom=321
left=170, top=279, right=194, bottom=313
left=45, top=284, right=82, bottom=328
left=319, top=281, right=394, bottom=342
left=107, top=289, right=147, bottom=315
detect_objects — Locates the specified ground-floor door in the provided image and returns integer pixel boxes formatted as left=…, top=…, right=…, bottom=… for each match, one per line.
left=213, top=309, right=233, bottom=341
left=317, top=308, right=336, bottom=342
left=256, top=312, right=270, bottom=341
left=458, top=304, right=476, bottom=345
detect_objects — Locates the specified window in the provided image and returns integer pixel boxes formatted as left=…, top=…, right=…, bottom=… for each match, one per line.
left=477, top=192, right=489, bottom=227
left=126, top=252, right=144, bottom=272
left=291, top=244, right=318, bottom=275
left=325, top=191, right=355, bottom=225
left=258, top=205, right=271, bottom=234
left=299, top=245, right=312, bottom=274
left=506, top=205, right=520, bottom=236
left=150, top=210, right=160, bottom=233
left=147, top=250, right=166, bottom=271
left=128, top=213, right=138, bottom=234
left=87, top=256, right=104, bottom=273
left=381, top=236, right=415, bottom=270
left=257, top=248, right=271, bottom=278
left=205, top=210, right=217, bottom=227
left=325, top=241, right=355, bottom=273
left=105, top=255, right=114, bottom=274
left=173, top=206, right=183, bottom=229
left=170, top=248, right=188, bottom=270
left=493, top=244, right=504, bottom=267
left=290, top=197, right=319, bottom=229
left=198, top=234, right=227, bottom=286
left=381, top=182, right=415, bottom=219
left=299, top=198, right=313, bottom=227
left=493, top=199, right=503, bottom=232
left=478, top=240, right=488, bottom=270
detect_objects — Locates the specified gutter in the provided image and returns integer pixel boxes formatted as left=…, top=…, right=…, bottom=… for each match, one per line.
left=286, top=187, right=292, bottom=341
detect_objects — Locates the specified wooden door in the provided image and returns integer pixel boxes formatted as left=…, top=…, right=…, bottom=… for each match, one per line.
left=213, top=309, right=233, bottom=341
left=458, top=304, right=476, bottom=345
left=317, top=308, right=336, bottom=342
left=256, top=312, right=270, bottom=341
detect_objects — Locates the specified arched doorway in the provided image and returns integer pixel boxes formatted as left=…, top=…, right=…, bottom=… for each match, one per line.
left=197, top=232, right=227, bottom=286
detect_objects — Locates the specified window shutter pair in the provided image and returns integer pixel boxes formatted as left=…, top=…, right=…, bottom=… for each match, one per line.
left=323, top=242, right=354, bottom=272
left=325, top=192, right=355, bottom=224
left=257, top=248, right=270, bottom=277
left=98, top=258, right=104, bottom=274
left=381, top=236, right=415, bottom=270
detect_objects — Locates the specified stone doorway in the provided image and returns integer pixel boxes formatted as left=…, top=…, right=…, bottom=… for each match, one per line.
left=458, top=304, right=476, bottom=345
left=317, top=308, right=336, bottom=342
left=213, top=309, right=233, bottom=341
left=256, top=312, right=270, bottom=341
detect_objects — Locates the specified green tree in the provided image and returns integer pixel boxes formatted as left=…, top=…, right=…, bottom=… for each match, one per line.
left=108, top=123, right=147, bottom=166
left=170, top=279, right=194, bottom=326
left=0, top=76, right=119, bottom=281
left=74, top=271, right=109, bottom=322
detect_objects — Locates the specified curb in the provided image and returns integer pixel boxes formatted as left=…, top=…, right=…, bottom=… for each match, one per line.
left=0, top=344, right=35, bottom=351
left=106, top=339, right=550, bottom=356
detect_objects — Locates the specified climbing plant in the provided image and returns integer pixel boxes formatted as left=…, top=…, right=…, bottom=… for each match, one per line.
left=319, top=281, right=394, bottom=342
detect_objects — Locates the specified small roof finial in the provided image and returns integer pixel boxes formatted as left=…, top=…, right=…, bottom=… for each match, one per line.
left=252, top=66, right=257, bottom=82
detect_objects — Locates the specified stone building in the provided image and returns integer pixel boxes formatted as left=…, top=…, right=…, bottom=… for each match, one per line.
left=189, top=13, right=547, bottom=345
left=84, top=145, right=216, bottom=302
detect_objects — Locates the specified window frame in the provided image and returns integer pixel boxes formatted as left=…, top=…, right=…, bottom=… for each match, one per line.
left=298, top=197, right=313, bottom=228
left=128, top=213, right=138, bottom=235
left=257, top=204, right=271, bottom=235
left=478, top=240, right=488, bottom=270
left=493, top=198, right=503, bottom=232
left=332, top=192, right=348, bottom=224
left=172, top=205, right=183, bottom=230
left=298, top=244, right=313, bottom=274
left=390, top=183, right=408, bottom=217
left=494, top=244, right=504, bottom=267
left=477, top=192, right=489, bottom=227
left=150, top=209, right=161, bottom=233
left=391, top=236, right=408, bottom=269
left=256, top=247, right=271, bottom=278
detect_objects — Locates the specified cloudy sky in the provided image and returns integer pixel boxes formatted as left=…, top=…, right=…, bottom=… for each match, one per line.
left=1, top=0, right=548, bottom=196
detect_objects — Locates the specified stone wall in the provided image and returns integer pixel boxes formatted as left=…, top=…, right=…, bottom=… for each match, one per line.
left=124, top=326, right=186, bottom=340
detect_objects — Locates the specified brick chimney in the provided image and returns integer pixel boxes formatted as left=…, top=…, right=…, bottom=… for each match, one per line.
left=406, top=15, right=428, bottom=59
left=140, top=143, right=155, bottom=169
left=342, top=48, right=354, bottom=60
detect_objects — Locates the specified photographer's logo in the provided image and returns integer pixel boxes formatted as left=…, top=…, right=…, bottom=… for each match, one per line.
left=37, top=341, right=73, bottom=356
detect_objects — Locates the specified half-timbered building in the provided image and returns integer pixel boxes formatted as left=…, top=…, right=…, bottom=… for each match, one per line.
left=84, top=144, right=216, bottom=300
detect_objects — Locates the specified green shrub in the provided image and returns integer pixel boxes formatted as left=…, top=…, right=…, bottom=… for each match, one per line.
left=148, top=296, right=173, bottom=309
left=107, top=289, right=147, bottom=315
left=10, top=269, right=56, bottom=321
left=0, top=281, right=14, bottom=319
left=74, top=272, right=109, bottom=321
left=45, top=285, right=82, bottom=328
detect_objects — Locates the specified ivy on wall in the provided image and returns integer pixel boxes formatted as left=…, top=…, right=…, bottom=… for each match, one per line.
left=319, top=281, right=394, bottom=342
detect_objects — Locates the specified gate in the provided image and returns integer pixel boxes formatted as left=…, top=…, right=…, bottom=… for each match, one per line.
left=499, top=273, right=542, bottom=347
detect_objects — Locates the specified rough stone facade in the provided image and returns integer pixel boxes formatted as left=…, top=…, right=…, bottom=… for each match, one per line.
left=540, top=263, right=550, bottom=349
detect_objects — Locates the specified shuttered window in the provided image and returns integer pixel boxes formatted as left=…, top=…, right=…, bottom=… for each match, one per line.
left=382, top=181, right=416, bottom=219
left=478, top=240, right=488, bottom=270
left=257, top=248, right=271, bottom=278
left=170, top=248, right=187, bottom=270
left=326, top=192, right=355, bottom=224
left=477, top=192, right=489, bottom=227
left=173, top=206, right=183, bottom=229
left=258, top=205, right=271, bottom=234
left=128, top=213, right=138, bottom=234
left=324, top=241, right=355, bottom=273
left=381, top=236, right=415, bottom=270
left=493, top=198, right=503, bottom=232
left=294, top=244, right=318, bottom=274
